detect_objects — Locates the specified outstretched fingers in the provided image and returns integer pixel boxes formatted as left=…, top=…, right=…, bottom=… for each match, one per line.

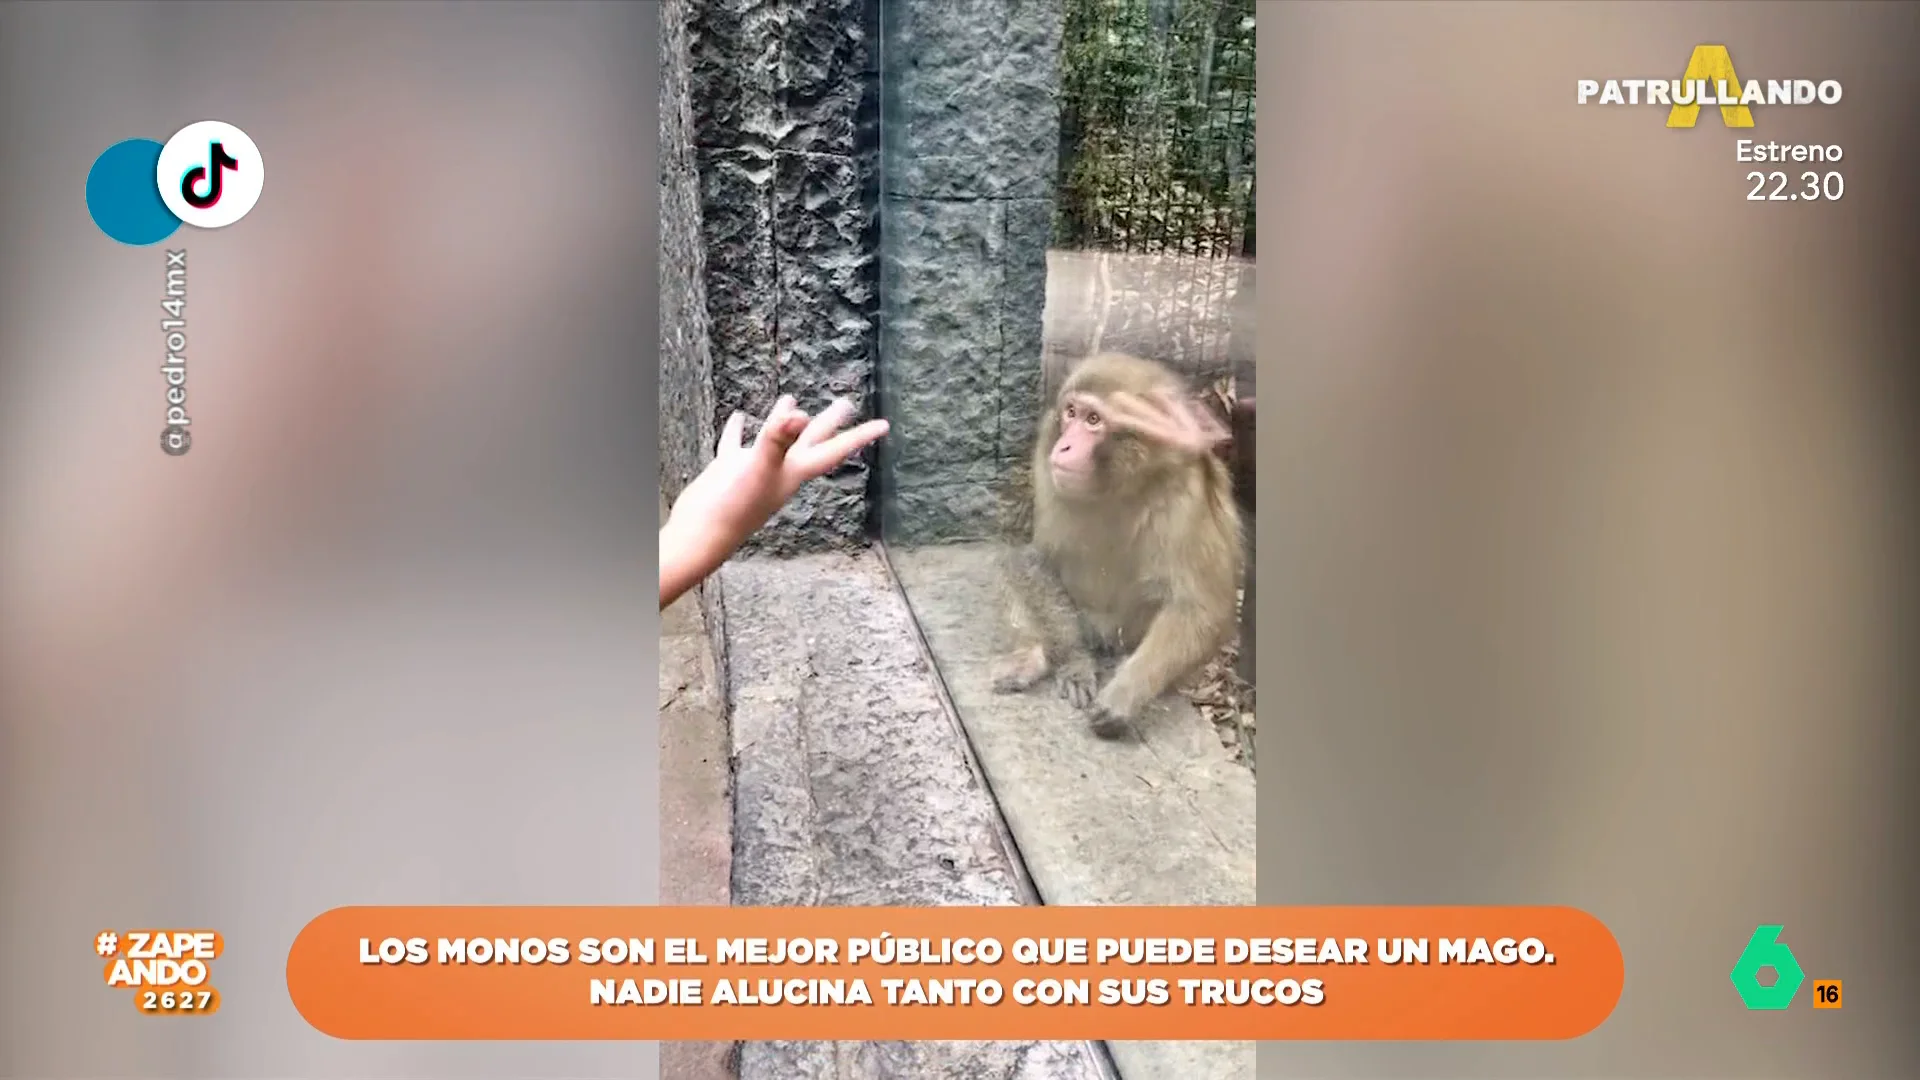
left=714, top=410, right=749, bottom=458
left=719, top=395, right=889, bottom=480
left=1091, top=392, right=1163, bottom=436
left=1101, top=390, right=1228, bottom=455
left=792, top=398, right=889, bottom=477
left=749, top=395, right=807, bottom=460
left=805, top=419, right=891, bottom=473
left=797, top=398, right=856, bottom=450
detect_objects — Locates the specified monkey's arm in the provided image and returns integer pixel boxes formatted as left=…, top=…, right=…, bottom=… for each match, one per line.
left=1090, top=598, right=1233, bottom=736
left=1004, top=545, right=1084, bottom=642
left=992, top=544, right=1097, bottom=702
left=1096, top=389, right=1231, bottom=458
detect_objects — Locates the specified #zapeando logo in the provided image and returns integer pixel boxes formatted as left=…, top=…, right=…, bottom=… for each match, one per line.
left=86, top=120, right=265, bottom=245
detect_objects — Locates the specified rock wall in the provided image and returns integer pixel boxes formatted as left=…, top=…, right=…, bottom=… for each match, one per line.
left=659, top=0, right=728, bottom=660
left=659, top=0, right=712, bottom=505
left=663, top=0, right=1066, bottom=552
left=689, top=0, right=883, bottom=554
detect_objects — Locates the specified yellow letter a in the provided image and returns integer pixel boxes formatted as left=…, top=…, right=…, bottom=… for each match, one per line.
left=1668, top=45, right=1754, bottom=128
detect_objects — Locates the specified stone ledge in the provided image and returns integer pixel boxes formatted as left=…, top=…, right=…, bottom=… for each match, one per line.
left=886, top=541, right=1257, bottom=1080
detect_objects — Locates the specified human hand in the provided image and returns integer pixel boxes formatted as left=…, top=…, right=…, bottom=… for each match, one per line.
left=664, top=395, right=890, bottom=569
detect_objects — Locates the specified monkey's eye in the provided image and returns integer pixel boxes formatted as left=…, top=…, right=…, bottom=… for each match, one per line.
left=1063, top=403, right=1077, bottom=420
left=1085, top=411, right=1102, bottom=428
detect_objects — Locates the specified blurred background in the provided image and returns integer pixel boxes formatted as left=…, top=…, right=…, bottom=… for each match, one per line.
left=1258, top=2, right=1918, bottom=1077
left=0, top=2, right=660, bottom=1077
left=2, top=1, right=1915, bottom=1078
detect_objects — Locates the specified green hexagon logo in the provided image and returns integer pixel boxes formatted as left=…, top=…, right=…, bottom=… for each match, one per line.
left=1730, top=924, right=1804, bottom=1009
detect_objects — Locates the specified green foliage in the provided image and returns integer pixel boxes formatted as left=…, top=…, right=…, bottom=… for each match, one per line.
left=1054, top=0, right=1256, bottom=257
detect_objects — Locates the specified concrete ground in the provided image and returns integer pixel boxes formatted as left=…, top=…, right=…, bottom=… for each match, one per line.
left=717, top=551, right=1110, bottom=1080
left=888, top=543, right=1256, bottom=1080
left=665, top=542, right=1253, bottom=1080
left=659, top=574, right=740, bottom=1080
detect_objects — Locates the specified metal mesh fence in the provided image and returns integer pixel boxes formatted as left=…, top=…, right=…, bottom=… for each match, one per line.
left=1048, top=0, right=1256, bottom=382
left=1054, top=0, right=1256, bottom=259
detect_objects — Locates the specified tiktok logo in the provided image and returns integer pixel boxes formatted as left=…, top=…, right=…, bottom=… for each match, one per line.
left=157, top=121, right=265, bottom=230
left=85, top=120, right=266, bottom=246
left=180, top=142, right=242, bottom=210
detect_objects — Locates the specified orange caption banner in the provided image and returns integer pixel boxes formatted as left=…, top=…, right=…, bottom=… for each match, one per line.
left=286, top=905, right=1623, bottom=1041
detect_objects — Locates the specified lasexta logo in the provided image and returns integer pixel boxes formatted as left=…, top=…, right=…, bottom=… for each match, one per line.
left=1729, top=925, right=1804, bottom=1010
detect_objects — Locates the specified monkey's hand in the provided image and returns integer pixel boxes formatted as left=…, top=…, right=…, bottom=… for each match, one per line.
left=1084, top=702, right=1133, bottom=741
left=1097, top=389, right=1230, bottom=458
left=1085, top=674, right=1153, bottom=739
left=1054, top=652, right=1098, bottom=710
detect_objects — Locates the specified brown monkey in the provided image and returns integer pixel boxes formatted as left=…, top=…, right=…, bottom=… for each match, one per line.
left=1224, top=395, right=1255, bottom=516
left=991, top=353, right=1245, bottom=739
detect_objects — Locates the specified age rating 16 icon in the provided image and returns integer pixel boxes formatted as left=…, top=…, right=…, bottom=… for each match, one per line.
left=1730, top=925, right=1841, bottom=1011
left=85, top=121, right=264, bottom=246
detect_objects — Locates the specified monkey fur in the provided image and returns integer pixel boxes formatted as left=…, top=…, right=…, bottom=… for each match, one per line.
left=991, top=352, right=1245, bottom=739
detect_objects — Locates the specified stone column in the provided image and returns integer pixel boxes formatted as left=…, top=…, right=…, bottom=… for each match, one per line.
left=689, top=0, right=883, bottom=554
left=876, top=0, right=1066, bottom=546
left=659, top=0, right=728, bottom=660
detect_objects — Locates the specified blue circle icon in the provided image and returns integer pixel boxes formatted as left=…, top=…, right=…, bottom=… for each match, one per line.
left=86, top=138, right=181, bottom=246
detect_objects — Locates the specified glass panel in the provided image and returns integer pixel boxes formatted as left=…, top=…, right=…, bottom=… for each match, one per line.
left=876, top=0, right=1258, bottom=913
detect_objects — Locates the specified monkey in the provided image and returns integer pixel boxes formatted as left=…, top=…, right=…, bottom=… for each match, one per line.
left=990, top=352, right=1245, bottom=739
left=1224, top=394, right=1255, bottom=516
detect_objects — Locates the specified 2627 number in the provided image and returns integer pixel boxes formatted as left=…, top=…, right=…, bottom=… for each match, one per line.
left=139, top=989, right=219, bottom=1014
left=1747, top=171, right=1844, bottom=201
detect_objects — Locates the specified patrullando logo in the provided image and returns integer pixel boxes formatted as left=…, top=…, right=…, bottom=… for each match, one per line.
left=85, top=120, right=264, bottom=245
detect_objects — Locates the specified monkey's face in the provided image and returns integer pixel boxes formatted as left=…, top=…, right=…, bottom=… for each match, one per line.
left=1048, top=394, right=1110, bottom=498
